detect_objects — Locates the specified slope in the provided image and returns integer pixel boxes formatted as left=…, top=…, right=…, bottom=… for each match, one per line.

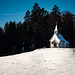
left=0, top=48, right=75, bottom=75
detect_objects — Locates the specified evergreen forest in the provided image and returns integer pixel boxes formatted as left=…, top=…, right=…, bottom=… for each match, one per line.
left=0, top=3, right=75, bottom=56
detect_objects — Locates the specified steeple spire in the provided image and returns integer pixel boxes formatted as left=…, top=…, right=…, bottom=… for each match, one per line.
left=54, top=22, right=58, bottom=34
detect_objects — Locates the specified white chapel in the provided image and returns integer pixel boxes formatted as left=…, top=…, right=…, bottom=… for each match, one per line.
left=49, top=23, right=69, bottom=48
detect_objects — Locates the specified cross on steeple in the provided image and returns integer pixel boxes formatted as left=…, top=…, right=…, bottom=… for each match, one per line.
left=56, top=22, right=57, bottom=25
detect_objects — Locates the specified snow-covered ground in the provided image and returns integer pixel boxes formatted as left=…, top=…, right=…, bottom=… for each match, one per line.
left=0, top=48, right=75, bottom=75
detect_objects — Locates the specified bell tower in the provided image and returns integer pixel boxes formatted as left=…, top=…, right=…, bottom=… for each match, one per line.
left=54, top=22, right=58, bottom=34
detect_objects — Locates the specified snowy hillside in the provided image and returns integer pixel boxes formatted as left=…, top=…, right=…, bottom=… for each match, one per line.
left=0, top=48, right=75, bottom=75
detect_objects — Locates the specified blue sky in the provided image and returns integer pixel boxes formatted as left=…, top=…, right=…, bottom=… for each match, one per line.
left=0, top=0, right=75, bottom=28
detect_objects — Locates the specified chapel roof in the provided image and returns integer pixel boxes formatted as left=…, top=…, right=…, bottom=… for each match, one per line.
left=56, top=34, right=69, bottom=43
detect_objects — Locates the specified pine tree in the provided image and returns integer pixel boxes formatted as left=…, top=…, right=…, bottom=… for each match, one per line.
left=61, top=11, right=74, bottom=47
left=0, top=27, right=3, bottom=56
left=24, top=10, right=31, bottom=22
left=52, top=5, right=60, bottom=16
left=31, top=2, right=40, bottom=22
left=50, top=5, right=62, bottom=33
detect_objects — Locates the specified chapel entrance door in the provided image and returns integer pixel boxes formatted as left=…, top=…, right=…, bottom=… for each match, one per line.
left=52, top=40, right=57, bottom=48
left=54, top=43, right=57, bottom=48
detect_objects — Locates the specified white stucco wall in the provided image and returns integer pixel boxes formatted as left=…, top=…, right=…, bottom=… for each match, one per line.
left=50, top=44, right=54, bottom=48
left=50, top=34, right=60, bottom=43
left=49, top=34, right=60, bottom=48
left=59, top=42, right=67, bottom=48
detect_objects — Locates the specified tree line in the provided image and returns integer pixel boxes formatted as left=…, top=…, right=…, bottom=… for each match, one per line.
left=0, top=3, right=75, bottom=56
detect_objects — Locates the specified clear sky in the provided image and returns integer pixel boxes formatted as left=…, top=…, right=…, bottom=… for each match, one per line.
left=0, top=0, right=75, bottom=28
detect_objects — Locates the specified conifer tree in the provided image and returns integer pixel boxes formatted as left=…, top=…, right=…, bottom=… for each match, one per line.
left=61, top=11, right=74, bottom=47
left=24, top=10, right=31, bottom=22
